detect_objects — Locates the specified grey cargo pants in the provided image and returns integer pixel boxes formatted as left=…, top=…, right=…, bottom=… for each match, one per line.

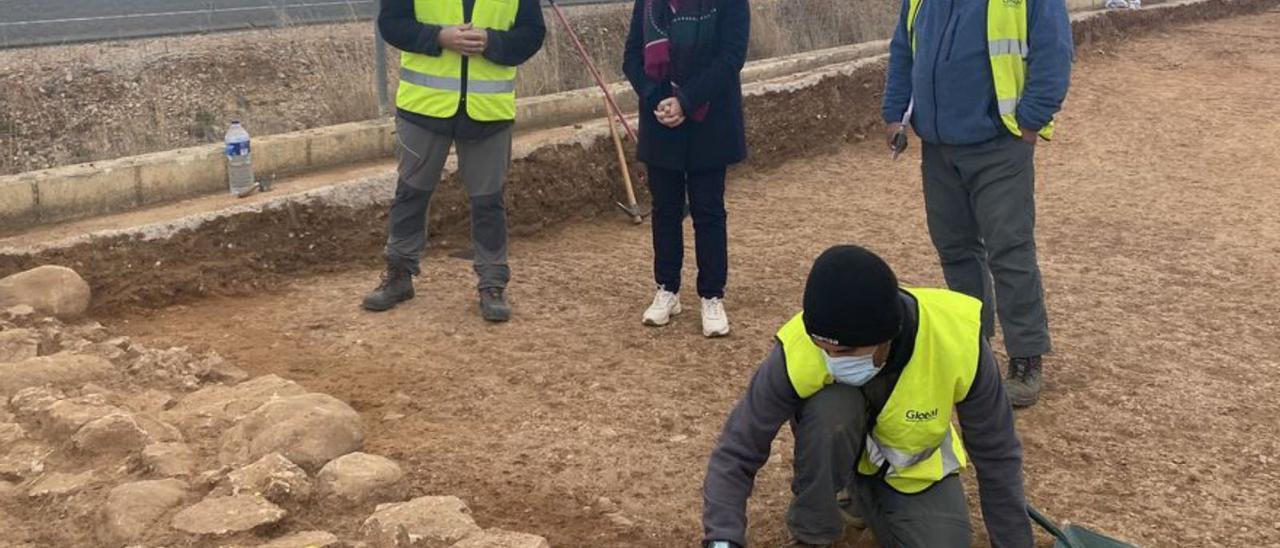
left=384, top=117, right=512, bottom=290
left=921, top=135, right=1052, bottom=358
left=787, top=383, right=972, bottom=547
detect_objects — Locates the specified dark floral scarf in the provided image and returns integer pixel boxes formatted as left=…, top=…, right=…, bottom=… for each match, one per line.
left=642, top=0, right=717, bottom=121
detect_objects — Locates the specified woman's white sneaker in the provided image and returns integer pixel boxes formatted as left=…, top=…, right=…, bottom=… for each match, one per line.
left=642, top=289, right=682, bottom=326
left=701, top=297, right=730, bottom=337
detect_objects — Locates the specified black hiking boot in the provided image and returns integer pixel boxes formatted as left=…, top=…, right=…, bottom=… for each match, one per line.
left=479, top=287, right=511, bottom=322
left=1005, top=356, right=1043, bottom=408
left=361, top=263, right=415, bottom=312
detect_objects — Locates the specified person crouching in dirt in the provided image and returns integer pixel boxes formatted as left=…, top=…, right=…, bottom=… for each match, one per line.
left=361, top=0, right=545, bottom=321
left=622, top=0, right=749, bottom=337
left=701, top=245, right=1032, bottom=548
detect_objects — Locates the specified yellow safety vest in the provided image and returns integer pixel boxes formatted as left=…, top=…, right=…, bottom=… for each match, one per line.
left=396, top=0, right=519, bottom=122
left=776, top=288, right=982, bottom=494
left=906, top=0, right=1056, bottom=140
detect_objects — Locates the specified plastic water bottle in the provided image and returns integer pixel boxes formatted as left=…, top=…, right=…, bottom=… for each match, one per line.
left=224, top=120, right=255, bottom=197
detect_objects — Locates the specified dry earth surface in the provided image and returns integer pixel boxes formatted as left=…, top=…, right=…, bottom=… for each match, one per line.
left=100, top=11, right=1280, bottom=548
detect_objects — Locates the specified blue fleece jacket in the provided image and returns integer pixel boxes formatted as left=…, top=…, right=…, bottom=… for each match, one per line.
left=882, top=0, right=1074, bottom=145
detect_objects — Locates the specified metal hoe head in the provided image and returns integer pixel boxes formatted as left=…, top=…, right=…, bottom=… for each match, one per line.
left=615, top=201, right=650, bottom=224
left=1028, top=505, right=1135, bottom=548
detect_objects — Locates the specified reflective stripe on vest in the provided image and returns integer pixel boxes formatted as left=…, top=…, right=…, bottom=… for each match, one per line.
left=396, top=0, right=519, bottom=122
left=905, top=0, right=1056, bottom=140
left=399, top=67, right=516, bottom=94
left=988, top=38, right=1029, bottom=57
left=776, top=288, right=983, bottom=494
left=864, top=422, right=963, bottom=473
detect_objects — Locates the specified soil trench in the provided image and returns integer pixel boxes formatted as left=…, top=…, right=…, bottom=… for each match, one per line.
left=111, top=12, right=1280, bottom=548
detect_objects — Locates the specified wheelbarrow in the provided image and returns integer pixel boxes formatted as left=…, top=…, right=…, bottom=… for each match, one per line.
left=1028, top=505, right=1136, bottom=548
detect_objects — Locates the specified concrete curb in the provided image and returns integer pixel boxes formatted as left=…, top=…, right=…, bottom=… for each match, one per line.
left=0, top=130, right=591, bottom=254
left=0, top=41, right=890, bottom=233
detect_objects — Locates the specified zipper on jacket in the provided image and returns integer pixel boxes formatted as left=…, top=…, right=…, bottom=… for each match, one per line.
left=460, top=0, right=473, bottom=112
left=940, top=0, right=960, bottom=62
left=931, top=0, right=954, bottom=143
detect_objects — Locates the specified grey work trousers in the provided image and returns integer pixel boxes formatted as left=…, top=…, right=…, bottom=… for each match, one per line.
left=786, top=383, right=972, bottom=547
left=384, top=117, right=512, bottom=290
left=921, top=135, right=1052, bottom=358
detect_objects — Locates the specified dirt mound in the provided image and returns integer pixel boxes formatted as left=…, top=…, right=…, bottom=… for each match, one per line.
left=0, top=133, right=642, bottom=316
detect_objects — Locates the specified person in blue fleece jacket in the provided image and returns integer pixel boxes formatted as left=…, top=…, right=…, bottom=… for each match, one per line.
left=881, top=0, right=1073, bottom=408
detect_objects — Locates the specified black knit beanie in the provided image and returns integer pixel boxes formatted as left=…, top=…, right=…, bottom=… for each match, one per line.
left=802, top=245, right=903, bottom=347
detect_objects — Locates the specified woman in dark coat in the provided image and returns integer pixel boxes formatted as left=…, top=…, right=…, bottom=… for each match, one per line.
left=623, top=0, right=748, bottom=337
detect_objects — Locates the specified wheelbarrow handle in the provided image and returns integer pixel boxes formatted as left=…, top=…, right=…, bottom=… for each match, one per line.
left=1027, top=505, right=1074, bottom=546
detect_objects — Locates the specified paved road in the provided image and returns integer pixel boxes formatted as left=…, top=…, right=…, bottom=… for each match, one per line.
left=0, top=0, right=619, bottom=49
left=0, top=0, right=376, bottom=48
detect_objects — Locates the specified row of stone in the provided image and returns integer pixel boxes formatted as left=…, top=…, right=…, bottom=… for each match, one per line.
left=0, top=266, right=549, bottom=547
left=103, top=480, right=549, bottom=547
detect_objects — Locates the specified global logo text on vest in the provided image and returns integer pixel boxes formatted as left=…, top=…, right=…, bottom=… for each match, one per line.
left=905, top=408, right=938, bottom=422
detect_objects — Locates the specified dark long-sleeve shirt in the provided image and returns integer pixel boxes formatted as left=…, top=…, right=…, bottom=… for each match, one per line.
left=378, top=0, right=545, bottom=141
left=702, top=292, right=1032, bottom=547
left=881, top=0, right=1073, bottom=145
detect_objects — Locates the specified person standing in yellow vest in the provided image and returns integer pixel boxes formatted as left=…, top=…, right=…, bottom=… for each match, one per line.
left=701, top=246, right=1032, bottom=548
left=363, top=0, right=545, bottom=321
left=882, top=0, right=1073, bottom=406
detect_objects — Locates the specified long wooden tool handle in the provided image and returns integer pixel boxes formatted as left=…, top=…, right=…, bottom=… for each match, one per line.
left=546, top=0, right=637, bottom=142
left=606, top=99, right=641, bottom=222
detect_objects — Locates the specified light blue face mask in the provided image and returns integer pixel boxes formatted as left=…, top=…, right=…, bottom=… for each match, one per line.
left=824, top=352, right=880, bottom=387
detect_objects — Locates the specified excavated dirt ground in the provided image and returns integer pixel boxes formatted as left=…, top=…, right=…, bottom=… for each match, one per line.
left=87, top=11, right=1280, bottom=548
